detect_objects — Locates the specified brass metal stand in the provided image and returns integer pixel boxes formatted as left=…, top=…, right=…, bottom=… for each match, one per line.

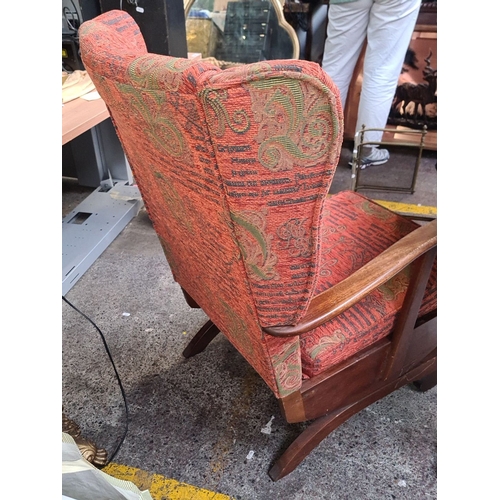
left=62, top=411, right=108, bottom=468
left=351, top=125, right=428, bottom=194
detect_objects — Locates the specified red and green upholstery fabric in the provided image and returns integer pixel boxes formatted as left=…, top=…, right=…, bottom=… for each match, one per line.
left=79, top=10, right=436, bottom=399
left=300, top=191, right=437, bottom=378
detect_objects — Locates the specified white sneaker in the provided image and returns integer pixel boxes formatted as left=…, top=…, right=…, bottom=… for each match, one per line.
left=351, top=147, right=390, bottom=169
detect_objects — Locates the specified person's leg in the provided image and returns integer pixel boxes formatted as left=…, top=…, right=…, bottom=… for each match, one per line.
left=321, top=0, right=373, bottom=108
left=356, top=0, right=420, bottom=145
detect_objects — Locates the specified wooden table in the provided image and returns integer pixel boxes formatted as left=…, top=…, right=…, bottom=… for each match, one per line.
left=62, top=96, right=110, bottom=145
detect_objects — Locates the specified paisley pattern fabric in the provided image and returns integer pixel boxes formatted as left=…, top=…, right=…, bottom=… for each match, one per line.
left=300, top=191, right=437, bottom=378
left=79, top=11, right=436, bottom=398
left=202, top=63, right=343, bottom=327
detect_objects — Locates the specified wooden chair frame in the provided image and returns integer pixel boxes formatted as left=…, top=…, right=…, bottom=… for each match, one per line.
left=182, top=219, right=437, bottom=480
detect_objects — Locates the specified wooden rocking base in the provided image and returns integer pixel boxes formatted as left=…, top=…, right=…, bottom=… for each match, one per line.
left=412, top=369, right=437, bottom=392
left=180, top=290, right=437, bottom=482
left=268, top=354, right=436, bottom=481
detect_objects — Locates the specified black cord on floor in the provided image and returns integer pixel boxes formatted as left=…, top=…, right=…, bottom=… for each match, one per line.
left=62, top=295, right=129, bottom=463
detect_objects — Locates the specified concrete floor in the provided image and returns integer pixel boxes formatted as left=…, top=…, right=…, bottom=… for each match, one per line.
left=62, top=143, right=437, bottom=499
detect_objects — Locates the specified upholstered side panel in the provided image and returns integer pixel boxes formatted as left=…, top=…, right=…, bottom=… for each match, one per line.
left=201, top=61, right=344, bottom=329
left=79, top=10, right=300, bottom=398
left=300, top=191, right=437, bottom=378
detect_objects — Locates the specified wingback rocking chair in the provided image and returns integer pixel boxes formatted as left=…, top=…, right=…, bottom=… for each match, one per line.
left=79, top=10, right=437, bottom=481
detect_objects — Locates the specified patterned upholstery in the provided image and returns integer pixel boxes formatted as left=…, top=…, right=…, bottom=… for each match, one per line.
left=301, top=191, right=437, bottom=378
left=79, top=10, right=437, bottom=399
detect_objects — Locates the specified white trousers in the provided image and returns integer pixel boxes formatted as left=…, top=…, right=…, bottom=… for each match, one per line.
left=322, top=0, right=420, bottom=143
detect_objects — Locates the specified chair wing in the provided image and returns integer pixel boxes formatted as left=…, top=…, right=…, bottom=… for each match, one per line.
left=200, top=62, right=344, bottom=328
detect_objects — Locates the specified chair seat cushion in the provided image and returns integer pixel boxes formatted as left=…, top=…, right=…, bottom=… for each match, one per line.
left=300, top=191, right=437, bottom=378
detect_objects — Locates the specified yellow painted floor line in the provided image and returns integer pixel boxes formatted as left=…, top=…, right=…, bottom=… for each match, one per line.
left=103, top=463, right=236, bottom=500
left=373, top=200, right=437, bottom=217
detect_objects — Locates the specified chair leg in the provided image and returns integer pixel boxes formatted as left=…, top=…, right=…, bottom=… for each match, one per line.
left=182, top=320, right=220, bottom=358
left=412, top=370, right=437, bottom=392
left=269, top=404, right=354, bottom=481
left=181, top=288, right=200, bottom=308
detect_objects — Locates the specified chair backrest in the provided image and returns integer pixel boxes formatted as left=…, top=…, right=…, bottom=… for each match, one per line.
left=79, top=10, right=343, bottom=397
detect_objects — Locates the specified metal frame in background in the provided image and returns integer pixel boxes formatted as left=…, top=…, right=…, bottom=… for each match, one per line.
left=351, top=125, right=428, bottom=194
left=62, top=115, right=143, bottom=296
left=62, top=181, right=143, bottom=296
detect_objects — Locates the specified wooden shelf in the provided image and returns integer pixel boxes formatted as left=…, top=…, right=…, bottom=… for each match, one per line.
left=382, top=126, right=437, bottom=151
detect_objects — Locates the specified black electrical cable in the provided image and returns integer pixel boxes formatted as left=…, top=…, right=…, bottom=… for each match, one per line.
left=63, top=6, right=78, bottom=33
left=63, top=6, right=78, bottom=32
left=62, top=295, right=129, bottom=464
left=63, top=0, right=82, bottom=34
left=70, top=0, right=81, bottom=26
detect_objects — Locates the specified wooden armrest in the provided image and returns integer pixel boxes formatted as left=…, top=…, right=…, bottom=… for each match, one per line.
left=264, top=220, right=437, bottom=337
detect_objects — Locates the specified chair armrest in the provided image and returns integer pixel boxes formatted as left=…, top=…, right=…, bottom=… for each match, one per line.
left=264, top=219, right=437, bottom=337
